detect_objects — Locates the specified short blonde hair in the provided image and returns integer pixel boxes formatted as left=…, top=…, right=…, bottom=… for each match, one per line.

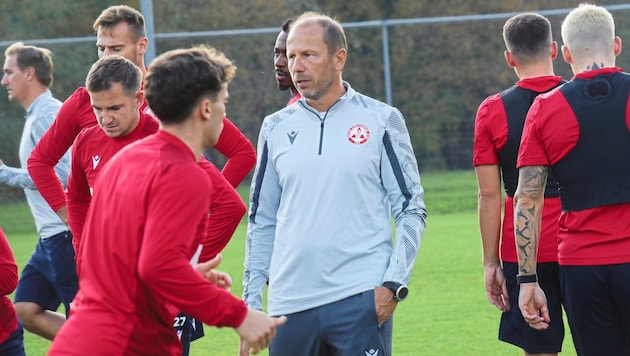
left=561, top=3, right=615, bottom=59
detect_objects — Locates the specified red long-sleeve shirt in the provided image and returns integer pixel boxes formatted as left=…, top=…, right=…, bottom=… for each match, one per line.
left=29, top=86, right=254, bottom=261
left=67, top=111, right=248, bottom=264
left=198, top=159, right=246, bottom=262
left=214, top=118, right=256, bottom=187
left=49, top=131, right=248, bottom=355
left=66, top=112, right=159, bottom=255
left=28, top=86, right=254, bottom=212
left=0, top=227, right=18, bottom=345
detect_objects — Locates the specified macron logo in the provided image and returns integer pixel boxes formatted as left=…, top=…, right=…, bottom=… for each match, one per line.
left=287, top=130, right=298, bottom=145
left=365, top=350, right=379, bottom=356
left=92, top=155, right=101, bottom=170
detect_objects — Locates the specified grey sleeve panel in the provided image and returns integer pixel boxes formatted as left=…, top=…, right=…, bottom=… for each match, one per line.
left=380, top=108, right=427, bottom=285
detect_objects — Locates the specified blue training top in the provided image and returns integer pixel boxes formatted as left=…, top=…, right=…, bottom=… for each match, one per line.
left=0, top=91, right=69, bottom=238
left=243, top=82, right=427, bottom=316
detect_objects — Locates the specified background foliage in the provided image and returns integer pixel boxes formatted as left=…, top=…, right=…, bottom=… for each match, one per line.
left=2, top=0, right=630, bottom=202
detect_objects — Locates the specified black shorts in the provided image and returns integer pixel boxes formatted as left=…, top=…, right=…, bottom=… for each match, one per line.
left=561, top=264, right=630, bottom=356
left=174, top=313, right=204, bottom=356
left=499, top=262, right=564, bottom=354
left=14, top=231, right=78, bottom=314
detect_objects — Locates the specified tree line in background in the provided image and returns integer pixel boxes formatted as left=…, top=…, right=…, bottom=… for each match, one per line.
left=2, top=0, right=630, bottom=201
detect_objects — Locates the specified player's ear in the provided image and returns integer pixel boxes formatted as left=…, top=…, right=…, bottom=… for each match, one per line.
left=550, top=41, right=558, bottom=60
left=25, top=66, right=36, bottom=81
left=504, top=50, right=516, bottom=67
left=135, top=90, right=144, bottom=108
left=136, top=37, right=148, bottom=56
left=198, top=97, right=212, bottom=122
left=334, top=48, right=346, bottom=71
left=614, top=36, right=622, bottom=57
left=561, top=44, right=572, bottom=64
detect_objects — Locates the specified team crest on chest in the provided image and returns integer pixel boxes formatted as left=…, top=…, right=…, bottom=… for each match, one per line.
left=347, top=124, right=370, bottom=145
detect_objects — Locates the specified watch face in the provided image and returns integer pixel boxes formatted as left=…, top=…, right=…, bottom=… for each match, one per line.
left=397, top=286, right=409, bottom=300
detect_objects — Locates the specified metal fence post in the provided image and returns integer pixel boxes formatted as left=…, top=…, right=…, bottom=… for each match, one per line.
left=140, top=0, right=156, bottom=65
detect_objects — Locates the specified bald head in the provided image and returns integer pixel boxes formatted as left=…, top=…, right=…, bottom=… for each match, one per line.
left=289, top=12, right=347, bottom=58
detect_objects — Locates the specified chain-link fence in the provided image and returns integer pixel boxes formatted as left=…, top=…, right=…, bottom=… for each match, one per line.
left=2, top=5, right=630, bottom=205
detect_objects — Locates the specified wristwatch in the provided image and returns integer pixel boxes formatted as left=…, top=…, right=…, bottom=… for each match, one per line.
left=383, top=281, right=409, bottom=301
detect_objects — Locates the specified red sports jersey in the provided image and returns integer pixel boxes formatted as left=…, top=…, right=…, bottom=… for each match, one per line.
left=29, top=84, right=253, bottom=262
left=214, top=118, right=256, bottom=188
left=66, top=110, right=246, bottom=264
left=27, top=85, right=253, bottom=210
left=48, top=131, right=248, bottom=356
left=197, top=159, right=246, bottom=262
left=518, top=67, right=630, bottom=266
left=67, top=112, right=159, bottom=254
left=0, top=227, right=18, bottom=345
left=473, top=76, right=562, bottom=263
left=27, top=87, right=153, bottom=212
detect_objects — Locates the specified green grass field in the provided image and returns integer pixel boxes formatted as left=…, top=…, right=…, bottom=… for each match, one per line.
left=0, top=170, right=577, bottom=355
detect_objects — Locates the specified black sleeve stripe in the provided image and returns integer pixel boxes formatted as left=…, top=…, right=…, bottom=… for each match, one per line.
left=382, top=131, right=412, bottom=211
left=248, top=141, right=269, bottom=223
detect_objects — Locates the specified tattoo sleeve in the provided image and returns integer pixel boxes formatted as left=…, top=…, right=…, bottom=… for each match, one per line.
left=514, top=166, right=548, bottom=275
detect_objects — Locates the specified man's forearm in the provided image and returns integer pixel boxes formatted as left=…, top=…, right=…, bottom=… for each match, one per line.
left=513, top=166, right=548, bottom=275
left=479, top=194, right=502, bottom=266
left=27, top=161, right=67, bottom=211
left=475, top=165, right=503, bottom=266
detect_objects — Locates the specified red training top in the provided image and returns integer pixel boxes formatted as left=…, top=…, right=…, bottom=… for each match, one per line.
left=29, top=86, right=253, bottom=262
left=0, top=227, right=18, bottom=345
left=473, top=76, right=562, bottom=263
left=48, top=131, right=248, bottom=356
left=518, top=67, right=630, bottom=266
left=215, top=118, right=256, bottom=187
left=27, top=87, right=153, bottom=212
left=27, top=86, right=255, bottom=211
left=66, top=110, right=247, bottom=264
left=67, top=111, right=159, bottom=255
left=197, top=159, right=246, bottom=262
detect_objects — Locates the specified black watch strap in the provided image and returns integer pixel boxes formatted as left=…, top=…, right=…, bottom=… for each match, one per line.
left=516, top=274, right=538, bottom=284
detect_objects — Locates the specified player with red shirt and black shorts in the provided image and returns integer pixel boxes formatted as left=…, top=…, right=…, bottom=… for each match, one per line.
left=515, top=4, right=630, bottom=355
left=474, top=13, right=565, bottom=355
left=48, top=45, right=285, bottom=356
left=28, top=5, right=255, bottom=353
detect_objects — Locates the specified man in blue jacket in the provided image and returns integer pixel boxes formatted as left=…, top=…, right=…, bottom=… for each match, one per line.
left=242, top=11, right=427, bottom=356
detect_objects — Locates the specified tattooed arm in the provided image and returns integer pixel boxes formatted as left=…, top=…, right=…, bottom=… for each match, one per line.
left=514, top=165, right=547, bottom=274
left=514, top=165, right=550, bottom=330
